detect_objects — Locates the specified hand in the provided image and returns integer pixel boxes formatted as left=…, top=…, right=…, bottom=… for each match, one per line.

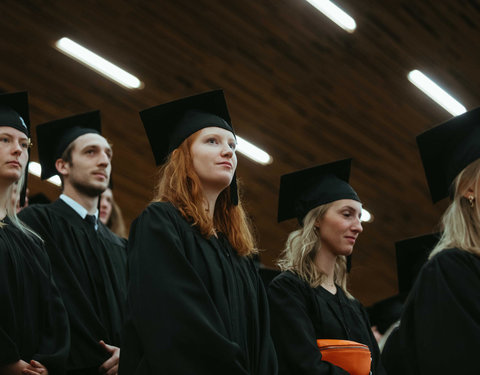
left=0, top=360, right=29, bottom=375
left=98, top=340, right=120, bottom=375
left=22, top=360, right=48, bottom=375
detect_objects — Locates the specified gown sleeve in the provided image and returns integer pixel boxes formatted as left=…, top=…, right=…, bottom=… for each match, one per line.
left=0, top=248, right=20, bottom=365
left=252, top=263, right=279, bottom=375
left=124, top=204, right=250, bottom=374
left=357, top=302, right=386, bottom=375
left=268, top=274, right=349, bottom=375
left=32, top=246, right=70, bottom=375
left=398, top=248, right=480, bottom=374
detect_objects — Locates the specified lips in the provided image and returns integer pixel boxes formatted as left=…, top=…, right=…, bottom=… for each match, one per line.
left=7, top=161, right=21, bottom=168
left=217, top=161, right=233, bottom=168
left=92, top=171, right=108, bottom=179
left=345, top=236, right=357, bottom=244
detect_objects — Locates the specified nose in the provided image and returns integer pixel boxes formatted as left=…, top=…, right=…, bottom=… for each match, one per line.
left=98, top=151, right=110, bottom=166
left=221, top=142, right=234, bottom=158
left=11, top=141, right=24, bottom=156
left=352, top=218, right=363, bottom=233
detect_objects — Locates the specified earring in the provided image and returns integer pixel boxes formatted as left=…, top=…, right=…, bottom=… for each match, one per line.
left=468, top=195, right=475, bottom=208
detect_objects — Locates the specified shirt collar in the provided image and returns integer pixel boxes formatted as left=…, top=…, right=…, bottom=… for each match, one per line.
left=60, top=194, right=99, bottom=221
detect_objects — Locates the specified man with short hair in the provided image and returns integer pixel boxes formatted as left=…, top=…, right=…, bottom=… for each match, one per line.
left=20, top=111, right=127, bottom=375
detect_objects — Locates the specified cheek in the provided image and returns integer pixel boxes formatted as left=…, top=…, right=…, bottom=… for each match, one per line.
left=20, top=152, right=29, bottom=167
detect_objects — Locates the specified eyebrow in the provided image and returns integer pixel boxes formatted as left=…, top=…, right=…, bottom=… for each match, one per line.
left=0, top=132, right=28, bottom=139
left=202, top=132, right=236, bottom=141
left=341, top=205, right=362, bottom=214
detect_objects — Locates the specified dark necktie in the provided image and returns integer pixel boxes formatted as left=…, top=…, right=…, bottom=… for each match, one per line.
left=85, top=214, right=97, bottom=230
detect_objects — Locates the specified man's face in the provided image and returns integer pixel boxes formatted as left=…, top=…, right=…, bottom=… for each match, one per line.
left=62, top=133, right=112, bottom=197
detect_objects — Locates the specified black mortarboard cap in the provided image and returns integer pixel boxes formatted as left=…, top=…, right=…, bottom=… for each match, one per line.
left=0, top=91, right=31, bottom=206
left=367, top=295, right=404, bottom=334
left=277, top=158, right=360, bottom=224
left=139, top=89, right=238, bottom=204
left=395, top=232, right=440, bottom=297
left=0, top=91, right=30, bottom=137
left=417, top=108, right=480, bottom=203
left=36, top=111, right=101, bottom=179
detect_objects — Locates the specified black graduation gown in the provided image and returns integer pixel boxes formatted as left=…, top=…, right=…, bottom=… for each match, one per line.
left=0, top=218, right=69, bottom=374
left=268, top=271, right=385, bottom=375
left=19, top=200, right=127, bottom=373
left=389, top=248, right=480, bottom=374
left=119, top=202, right=277, bottom=375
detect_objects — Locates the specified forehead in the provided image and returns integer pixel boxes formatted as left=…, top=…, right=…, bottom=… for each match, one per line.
left=72, top=133, right=110, bottom=149
left=330, top=199, right=362, bottom=211
left=102, top=188, right=113, bottom=198
left=0, top=126, right=28, bottom=138
left=196, top=126, right=235, bottom=139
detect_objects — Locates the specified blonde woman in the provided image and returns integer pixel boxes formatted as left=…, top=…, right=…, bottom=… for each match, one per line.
left=268, top=159, right=385, bottom=375
left=394, top=108, right=480, bottom=374
left=0, top=92, right=69, bottom=375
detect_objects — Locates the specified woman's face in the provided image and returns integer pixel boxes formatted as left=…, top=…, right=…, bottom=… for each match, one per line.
left=99, top=188, right=113, bottom=224
left=316, top=199, right=363, bottom=257
left=190, top=127, right=237, bottom=193
left=0, top=126, right=29, bottom=185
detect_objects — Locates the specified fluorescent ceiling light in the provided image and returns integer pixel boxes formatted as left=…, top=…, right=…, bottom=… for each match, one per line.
left=305, top=0, right=356, bottom=33
left=28, top=162, right=62, bottom=187
left=408, top=70, right=466, bottom=116
left=55, top=37, right=144, bottom=89
left=236, top=136, right=272, bottom=165
left=361, top=208, right=373, bottom=223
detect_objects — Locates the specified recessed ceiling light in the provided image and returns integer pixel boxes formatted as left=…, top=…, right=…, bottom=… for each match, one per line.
left=55, top=37, right=144, bottom=90
left=408, top=70, right=466, bottom=116
left=304, top=0, right=356, bottom=33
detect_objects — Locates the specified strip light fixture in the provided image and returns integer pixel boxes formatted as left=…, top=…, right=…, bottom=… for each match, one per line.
left=28, top=162, right=62, bottom=187
left=236, top=136, right=273, bottom=165
left=408, top=70, right=466, bottom=116
left=55, top=37, right=144, bottom=89
left=304, top=0, right=356, bottom=33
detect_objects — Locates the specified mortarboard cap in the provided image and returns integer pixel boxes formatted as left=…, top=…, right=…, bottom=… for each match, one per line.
left=139, top=89, right=238, bottom=204
left=277, top=158, right=360, bottom=224
left=367, top=295, right=404, bottom=334
left=36, top=111, right=101, bottom=180
left=395, top=232, right=440, bottom=297
left=0, top=91, right=30, bottom=137
left=0, top=91, right=31, bottom=206
left=417, top=108, right=480, bottom=203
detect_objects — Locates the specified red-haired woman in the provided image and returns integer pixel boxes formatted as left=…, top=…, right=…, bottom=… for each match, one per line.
left=119, top=90, right=277, bottom=375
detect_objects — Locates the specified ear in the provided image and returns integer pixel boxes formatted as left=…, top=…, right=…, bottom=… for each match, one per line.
left=55, top=158, right=69, bottom=178
left=462, top=186, right=475, bottom=199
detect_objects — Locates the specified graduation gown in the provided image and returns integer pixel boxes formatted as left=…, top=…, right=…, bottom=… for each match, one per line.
left=119, top=202, right=277, bottom=375
left=19, top=199, right=127, bottom=373
left=390, top=248, right=480, bottom=374
left=268, top=271, right=385, bottom=375
left=0, top=217, right=69, bottom=374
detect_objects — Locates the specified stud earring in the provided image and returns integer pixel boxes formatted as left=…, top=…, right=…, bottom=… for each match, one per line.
left=468, top=195, right=475, bottom=208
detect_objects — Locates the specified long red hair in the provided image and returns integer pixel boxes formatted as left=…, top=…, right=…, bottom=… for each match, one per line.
left=153, top=131, right=257, bottom=256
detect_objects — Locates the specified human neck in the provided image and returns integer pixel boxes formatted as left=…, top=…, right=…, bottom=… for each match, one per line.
left=0, top=182, right=10, bottom=219
left=63, top=184, right=99, bottom=214
left=314, top=244, right=337, bottom=292
left=202, top=189, right=219, bottom=221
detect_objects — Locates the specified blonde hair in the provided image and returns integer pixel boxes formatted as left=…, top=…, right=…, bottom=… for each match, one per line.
left=277, top=203, right=352, bottom=297
left=430, top=158, right=480, bottom=258
left=1, top=172, right=41, bottom=240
